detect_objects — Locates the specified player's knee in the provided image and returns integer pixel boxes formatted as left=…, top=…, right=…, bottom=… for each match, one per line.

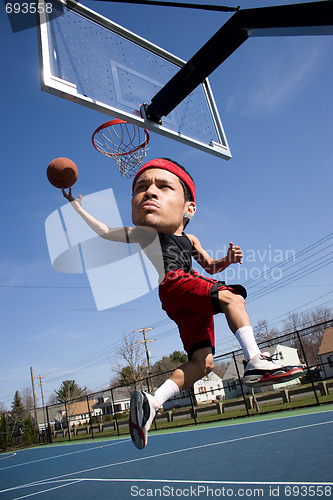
left=219, top=290, right=245, bottom=310
left=191, top=350, right=214, bottom=377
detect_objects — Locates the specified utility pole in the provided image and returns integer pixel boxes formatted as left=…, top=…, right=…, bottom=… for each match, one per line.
left=134, top=328, right=155, bottom=392
left=35, top=375, right=47, bottom=430
left=30, top=367, right=38, bottom=430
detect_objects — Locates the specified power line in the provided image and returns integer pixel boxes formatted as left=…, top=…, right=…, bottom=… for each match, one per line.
left=246, top=256, right=333, bottom=303
left=243, top=232, right=333, bottom=288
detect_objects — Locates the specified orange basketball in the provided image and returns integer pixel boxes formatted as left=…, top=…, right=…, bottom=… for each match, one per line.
left=47, top=157, right=78, bottom=188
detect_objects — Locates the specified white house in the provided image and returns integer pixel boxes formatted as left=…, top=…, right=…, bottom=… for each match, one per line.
left=318, top=327, right=333, bottom=380
left=223, top=344, right=302, bottom=398
left=93, top=392, right=131, bottom=415
left=162, top=371, right=225, bottom=409
left=194, top=371, right=225, bottom=403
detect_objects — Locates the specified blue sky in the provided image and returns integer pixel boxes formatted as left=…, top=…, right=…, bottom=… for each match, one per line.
left=0, top=0, right=332, bottom=410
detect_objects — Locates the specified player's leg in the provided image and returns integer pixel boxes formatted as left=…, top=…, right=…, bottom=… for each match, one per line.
left=218, top=289, right=303, bottom=386
left=129, top=347, right=213, bottom=449
left=167, top=346, right=214, bottom=391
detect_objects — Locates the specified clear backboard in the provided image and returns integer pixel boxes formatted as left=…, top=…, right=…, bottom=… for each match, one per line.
left=37, top=0, right=231, bottom=160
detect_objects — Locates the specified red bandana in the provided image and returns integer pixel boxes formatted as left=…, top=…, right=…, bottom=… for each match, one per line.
left=132, top=159, right=196, bottom=202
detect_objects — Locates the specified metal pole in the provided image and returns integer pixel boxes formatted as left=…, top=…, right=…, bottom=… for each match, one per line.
left=296, top=330, right=319, bottom=406
left=110, top=388, right=119, bottom=436
left=46, top=405, right=52, bottom=444
left=232, top=352, right=250, bottom=416
left=86, top=396, right=94, bottom=439
left=188, top=387, right=197, bottom=425
left=64, top=400, right=71, bottom=441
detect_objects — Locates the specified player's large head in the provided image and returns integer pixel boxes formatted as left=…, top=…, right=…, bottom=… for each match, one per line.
left=131, top=158, right=196, bottom=232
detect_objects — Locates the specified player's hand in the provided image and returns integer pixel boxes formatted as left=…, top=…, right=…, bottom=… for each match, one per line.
left=62, top=188, right=82, bottom=206
left=227, top=242, right=243, bottom=264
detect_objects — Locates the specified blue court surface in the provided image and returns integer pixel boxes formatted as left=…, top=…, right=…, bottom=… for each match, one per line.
left=1, top=407, right=332, bottom=499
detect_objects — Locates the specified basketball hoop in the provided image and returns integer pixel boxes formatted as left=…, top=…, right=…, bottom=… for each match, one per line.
left=92, top=119, right=150, bottom=178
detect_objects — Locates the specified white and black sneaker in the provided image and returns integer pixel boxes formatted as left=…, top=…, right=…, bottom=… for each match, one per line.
left=129, top=390, right=161, bottom=449
left=243, top=353, right=303, bottom=387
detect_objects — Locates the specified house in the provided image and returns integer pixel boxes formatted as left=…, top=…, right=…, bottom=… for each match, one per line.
left=223, top=344, right=302, bottom=398
left=93, top=390, right=131, bottom=416
left=318, top=327, right=333, bottom=380
left=34, top=406, right=60, bottom=431
left=162, top=371, right=225, bottom=409
left=56, top=399, right=103, bottom=427
left=194, top=371, right=225, bottom=403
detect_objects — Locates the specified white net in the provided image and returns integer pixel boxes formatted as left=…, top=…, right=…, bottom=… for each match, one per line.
left=92, top=121, right=149, bottom=178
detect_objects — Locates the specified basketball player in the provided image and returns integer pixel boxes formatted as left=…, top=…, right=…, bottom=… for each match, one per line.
left=63, top=158, right=302, bottom=450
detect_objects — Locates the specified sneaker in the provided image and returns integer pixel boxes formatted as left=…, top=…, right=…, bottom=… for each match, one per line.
left=129, top=390, right=161, bottom=449
left=243, top=353, right=303, bottom=387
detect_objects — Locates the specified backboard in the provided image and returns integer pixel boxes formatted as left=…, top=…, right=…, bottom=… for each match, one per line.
left=37, top=0, right=231, bottom=160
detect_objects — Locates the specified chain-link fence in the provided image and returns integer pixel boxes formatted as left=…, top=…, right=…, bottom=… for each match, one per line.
left=1, top=320, right=332, bottom=451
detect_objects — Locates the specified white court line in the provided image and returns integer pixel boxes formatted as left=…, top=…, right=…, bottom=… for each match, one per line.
left=13, top=480, right=82, bottom=500
left=32, top=478, right=333, bottom=486
left=2, top=419, right=332, bottom=497
left=0, top=452, right=16, bottom=461
left=0, top=439, right=130, bottom=471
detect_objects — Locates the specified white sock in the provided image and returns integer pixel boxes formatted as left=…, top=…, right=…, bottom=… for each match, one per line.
left=234, top=326, right=261, bottom=361
left=154, top=379, right=180, bottom=407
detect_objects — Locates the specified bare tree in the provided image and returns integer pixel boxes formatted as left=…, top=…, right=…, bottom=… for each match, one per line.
left=282, top=307, right=332, bottom=365
left=253, top=319, right=279, bottom=346
left=21, top=388, right=34, bottom=414
left=111, top=333, right=148, bottom=394
left=253, top=307, right=332, bottom=366
left=46, top=393, right=59, bottom=406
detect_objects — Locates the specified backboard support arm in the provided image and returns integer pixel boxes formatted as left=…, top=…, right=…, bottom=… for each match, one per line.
left=144, top=1, right=333, bottom=123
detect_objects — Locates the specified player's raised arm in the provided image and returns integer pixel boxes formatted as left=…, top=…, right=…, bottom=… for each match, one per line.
left=189, top=235, right=243, bottom=275
left=62, top=187, right=130, bottom=243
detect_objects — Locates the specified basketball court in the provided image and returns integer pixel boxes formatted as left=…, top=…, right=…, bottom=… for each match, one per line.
left=1, top=407, right=333, bottom=499
left=1, top=2, right=333, bottom=498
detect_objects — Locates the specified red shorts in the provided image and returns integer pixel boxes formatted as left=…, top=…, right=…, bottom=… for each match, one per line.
left=158, top=269, right=247, bottom=359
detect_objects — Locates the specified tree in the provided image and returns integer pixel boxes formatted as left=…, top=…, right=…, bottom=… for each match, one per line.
left=47, top=393, right=59, bottom=406
left=9, top=391, right=25, bottom=437
left=21, top=415, right=36, bottom=446
left=153, top=350, right=187, bottom=373
left=283, top=307, right=332, bottom=365
left=54, top=381, right=88, bottom=430
left=152, top=350, right=187, bottom=386
left=112, top=333, right=148, bottom=393
left=21, top=388, right=34, bottom=414
left=254, top=319, right=279, bottom=346
left=253, top=306, right=332, bottom=367
left=0, top=414, right=12, bottom=451
left=54, top=380, right=87, bottom=403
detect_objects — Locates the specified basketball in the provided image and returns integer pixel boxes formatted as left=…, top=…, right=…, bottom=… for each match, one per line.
left=47, top=157, right=78, bottom=188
